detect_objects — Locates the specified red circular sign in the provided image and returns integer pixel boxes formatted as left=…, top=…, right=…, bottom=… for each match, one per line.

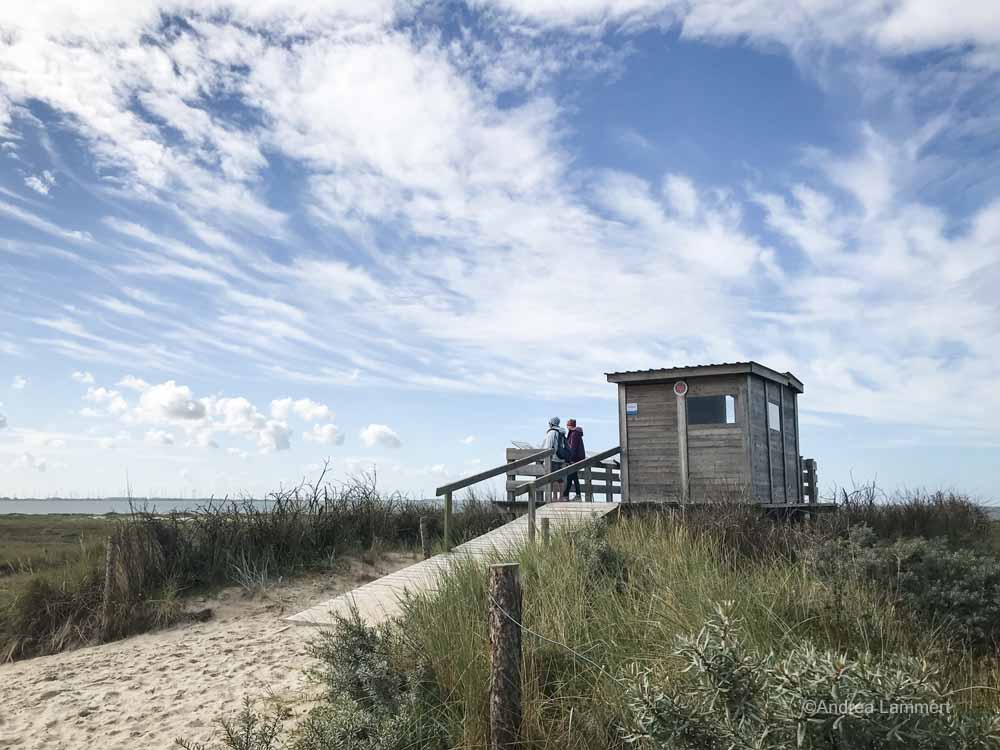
left=673, top=380, right=688, bottom=396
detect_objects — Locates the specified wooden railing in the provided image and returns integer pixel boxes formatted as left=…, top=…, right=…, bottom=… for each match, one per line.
left=503, top=447, right=621, bottom=505
left=509, top=446, right=621, bottom=545
left=801, top=458, right=819, bottom=504
left=435, top=449, right=550, bottom=552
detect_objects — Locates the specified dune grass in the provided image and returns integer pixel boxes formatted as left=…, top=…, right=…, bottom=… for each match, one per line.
left=174, top=488, right=1000, bottom=749
left=0, top=475, right=505, bottom=662
left=398, top=516, right=981, bottom=748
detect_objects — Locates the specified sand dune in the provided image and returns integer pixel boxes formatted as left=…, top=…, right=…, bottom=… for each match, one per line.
left=0, top=553, right=417, bottom=750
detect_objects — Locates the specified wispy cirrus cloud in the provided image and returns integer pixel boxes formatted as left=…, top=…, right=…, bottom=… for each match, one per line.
left=1, top=1, right=999, bottom=499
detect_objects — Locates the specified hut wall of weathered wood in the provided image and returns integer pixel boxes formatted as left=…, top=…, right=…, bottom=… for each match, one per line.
left=607, top=362, right=805, bottom=504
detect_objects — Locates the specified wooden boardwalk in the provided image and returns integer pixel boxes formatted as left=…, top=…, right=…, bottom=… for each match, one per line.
left=287, top=502, right=621, bottom=626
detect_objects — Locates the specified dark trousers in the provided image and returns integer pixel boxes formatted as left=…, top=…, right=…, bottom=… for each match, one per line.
left=566, top=472, right=581, bottom=497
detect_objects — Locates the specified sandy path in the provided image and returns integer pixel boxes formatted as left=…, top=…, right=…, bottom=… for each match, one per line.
left=0, top=552, right=418, bottom=750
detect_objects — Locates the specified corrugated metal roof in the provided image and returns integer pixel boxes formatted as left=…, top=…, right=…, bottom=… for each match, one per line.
left=605, top=361, right=753, bottom=376
left=606, top=361, right=804, bottom=392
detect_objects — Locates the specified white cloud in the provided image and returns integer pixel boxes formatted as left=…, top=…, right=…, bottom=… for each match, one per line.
left=90, top=296, right=147, bottom=318
left=269, top=397, right=333, bottom=422
left=137, top=380, right=207, bottom=421
left=360, top=423, right=401, bottom=449
left=256, top=420, right=291, bottom=452
left=14, top=452, right=47, bottom=472
left=71, top=370, right=95, bottom=384
left=226, top=447, right=249, bottom=460
left=117, top=374, right=149, bottom=392
left=11, top=375, right=27, bottom=390
left=0, top=413, right=6, bottom=429
left=79, top=407, right=101, bottom=418
left=189, top=430, right=219, bottom=450
left=144, top=429, right=175, bottom=446
left=24, top=170, right=56, bottom=195
left=461, top=435, right=477, bottom=444
left=304, top=423, right=344, bottom=445
left=84, top=386, right=129, bottom=416
left=98, top=437, right=116, bottom=450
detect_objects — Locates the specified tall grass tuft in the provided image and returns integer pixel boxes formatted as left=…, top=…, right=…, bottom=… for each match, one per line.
left=0, top=470, right=502, bottom=662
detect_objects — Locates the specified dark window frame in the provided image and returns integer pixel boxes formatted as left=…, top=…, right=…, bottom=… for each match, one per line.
left=687, top=394, right=738, bottom=426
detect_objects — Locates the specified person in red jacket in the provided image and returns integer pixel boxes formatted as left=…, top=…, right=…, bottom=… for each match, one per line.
left=564, top=419, right=585, bottom=499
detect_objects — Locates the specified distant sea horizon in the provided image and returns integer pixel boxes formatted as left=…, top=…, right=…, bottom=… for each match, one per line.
left=0, top=496, right=444, bottom=515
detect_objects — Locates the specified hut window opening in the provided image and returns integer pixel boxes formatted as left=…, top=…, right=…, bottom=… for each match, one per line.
left=768, top=401, right=781, bottom=432
left=688, top=395, right=736, bottom=425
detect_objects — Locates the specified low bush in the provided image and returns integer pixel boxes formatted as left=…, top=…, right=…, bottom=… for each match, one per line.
left=813, top=527, right=1000, bottom=651
left=828, top=486, right=991, bottom=546
left=297, top=612, right=446, bottom=750
left=573, top=519, right=628, bottom=585
left=626, top=604, right=1000, bottom=749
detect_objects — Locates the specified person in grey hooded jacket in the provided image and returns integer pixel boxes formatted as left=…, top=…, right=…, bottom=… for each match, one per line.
left=542, top=416, right=566, bottom=500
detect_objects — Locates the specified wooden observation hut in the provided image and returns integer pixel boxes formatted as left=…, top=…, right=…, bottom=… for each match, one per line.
left=607, top=362, right=816, bottom=505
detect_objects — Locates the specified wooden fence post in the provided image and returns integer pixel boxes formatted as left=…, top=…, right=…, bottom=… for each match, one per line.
left=541, top=517, right=550, bottom=545
left=444, top=492, right=453, bottom=552
left=605, top=464, right=612, bottom=502
left=419, top=516, right=432, bottom=559
left=583, top=465, right=593, bottom=503
left=100, top=532, right=119, bottom=640
left=488, top=563, right=522, bottom=750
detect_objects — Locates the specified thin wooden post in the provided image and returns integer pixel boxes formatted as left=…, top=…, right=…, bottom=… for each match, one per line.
left=527, top=488, right=537, bottom=545
left=541, top=517, right=550, bottom=545
left=605, top=464, right=612, bottom=502
left=444, top=492, right=453, bottom=552
left=488, top=563, right=522, bottom=750
left=676, top=387, right=689, bottom=502
left=583, top=464, right=593, bottom=502
left=543, top=456, right=552, bottom=503
left=100, top=532, right=119, bottom=640
left=419, top=516, right=432, bottom=559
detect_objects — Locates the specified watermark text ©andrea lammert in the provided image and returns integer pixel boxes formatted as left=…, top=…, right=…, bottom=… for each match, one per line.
left=802, top=699, right=953, bottom=716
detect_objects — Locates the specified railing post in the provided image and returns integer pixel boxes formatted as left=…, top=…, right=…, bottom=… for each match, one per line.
left=488, top=563, right=522, bottom=749
left=543, top=456, right=552, bottom=503
left=605, top=464, right=612, bottom=502
left=541, top=517, right=550, bottom=545
left=444, top=492, right=453, bottom=552
left=584, top=464, right=593, bottom=503
left=527, top=487, right=537, bottom=545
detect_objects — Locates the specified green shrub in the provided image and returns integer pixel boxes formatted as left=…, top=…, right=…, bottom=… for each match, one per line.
left=813, top=528, right=1000, bottom=650
left=573, top=519, right=628, bottom=585
left=625, top=605, right=1000, bottom=749
left=299, top=611, right=447, bottom=750
left=175, top=698, right=284, bottom=750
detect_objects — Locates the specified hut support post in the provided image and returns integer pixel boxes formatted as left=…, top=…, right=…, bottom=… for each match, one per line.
left=583, top=465, right=593, bottom=502
left=444, top=492, right=453, bottom=552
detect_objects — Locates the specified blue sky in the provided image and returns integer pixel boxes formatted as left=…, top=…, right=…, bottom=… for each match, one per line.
left=1, top=1, right=998, bottom=500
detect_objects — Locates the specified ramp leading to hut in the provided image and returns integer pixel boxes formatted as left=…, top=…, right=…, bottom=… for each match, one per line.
left=287, top=501, right=620, bottom=626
